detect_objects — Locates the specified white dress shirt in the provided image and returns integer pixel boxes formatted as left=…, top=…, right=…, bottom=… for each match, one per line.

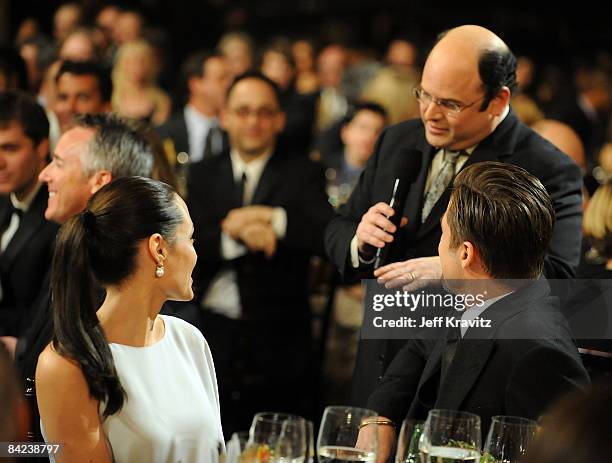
left=202, top=150, right=287, bottom=319
left=184, top=105, right=222, bottom=163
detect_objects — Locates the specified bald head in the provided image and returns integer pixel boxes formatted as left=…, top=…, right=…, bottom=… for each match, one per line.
left=437, top=25, right=508, bottom=55
left=427, top=26, right=517, bottom=105
left=418, top=25, right=516, bottom=150
left=532, top=119, right=586, bottom=171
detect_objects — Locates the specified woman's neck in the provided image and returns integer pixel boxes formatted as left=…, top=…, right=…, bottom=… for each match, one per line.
left=97, top=285, right=165, bottom=347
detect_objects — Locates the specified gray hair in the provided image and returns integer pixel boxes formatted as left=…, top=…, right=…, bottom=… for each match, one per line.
left=75, top=113, right=154, bottom=178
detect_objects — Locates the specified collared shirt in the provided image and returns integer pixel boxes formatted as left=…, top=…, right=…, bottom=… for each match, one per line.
left=184, top=104, right=221, bottom=163
left=202, top=149, right=288, bottom=319
left=459, top=291, right=510, bottom=337
left=350, top=105, right=511, bottom=268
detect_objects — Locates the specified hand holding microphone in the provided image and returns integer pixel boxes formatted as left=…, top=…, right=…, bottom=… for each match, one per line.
left=355, top=149, right=422, bottom=269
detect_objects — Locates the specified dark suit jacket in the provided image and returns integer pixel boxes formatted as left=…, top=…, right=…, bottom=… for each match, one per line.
left=187, top=149, right=334, bottom=326
left=324, top=110, right=584, bottom=405
left=156, top=111, right=229, bottom=163
left=367, top=279, right=590, bottom=434
left=156, top=112, right=190, bottom=156
left=0, top=187, right=58, bottom=337
left=548, top=95, right=608, bottom=166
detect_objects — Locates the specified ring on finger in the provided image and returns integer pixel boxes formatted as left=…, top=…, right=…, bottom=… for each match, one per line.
left=410, top=271, right=417, bottom=281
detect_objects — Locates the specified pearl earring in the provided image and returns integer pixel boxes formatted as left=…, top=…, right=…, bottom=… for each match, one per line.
left=155, top=263, right=165, bottom=278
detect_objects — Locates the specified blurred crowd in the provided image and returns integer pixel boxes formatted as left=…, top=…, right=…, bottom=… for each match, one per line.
left=1, top=0, right=612, bottom=451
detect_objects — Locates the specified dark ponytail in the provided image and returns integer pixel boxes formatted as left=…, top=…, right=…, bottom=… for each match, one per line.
left=50, top=177, right=183, bottom=418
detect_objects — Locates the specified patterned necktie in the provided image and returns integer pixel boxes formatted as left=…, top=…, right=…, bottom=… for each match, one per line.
left=421, top=150, right=463, bottom=222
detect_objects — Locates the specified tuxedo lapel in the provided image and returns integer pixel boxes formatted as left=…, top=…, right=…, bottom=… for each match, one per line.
left=412, top=339, right=445, bottom=411
left=434, top=279, right=551, bottom=410
left=0, top=199, right=12, bottom=233
left=217, top=154, right=239, bottom=210
left=434, top=339, right=495, bottom=410
left=251, top=151, right=282, bottom=205
left=0, top=188, right=48, bottom=271
left=403, top=143, right=435, bottom=238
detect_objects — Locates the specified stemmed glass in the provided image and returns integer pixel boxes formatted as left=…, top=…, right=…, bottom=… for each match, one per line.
left=418, top=409, right=481, bottom=462
left=244, top=412, right=307, bottom=462
left=317, top=406, right=378, bottom=462
left=395, top=419, right=424, bottom=463
left=275, top=416, right=307, bottom=462
left=481, top=415, right=536, bottom=463
left=304, top=420, right=315, bottom=463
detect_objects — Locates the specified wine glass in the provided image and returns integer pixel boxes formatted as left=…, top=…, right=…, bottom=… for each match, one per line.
left=317, top=406, right=378, bottom=462
left=275, top=416, right=307, bottom=462
left=482, top=415, right=536, bottom=463
left=395, top=419, right=424, bottom=463
left=418, top=409, right=481, bottom=462
left=244, top=412, right=307, bottom=463
left=305, top=420, right=315, bottom=463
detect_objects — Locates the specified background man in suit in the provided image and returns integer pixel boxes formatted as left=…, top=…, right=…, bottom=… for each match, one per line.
left=14, top=113, right=154, bottom=440
left=360, top=162, right=589, bottom=462
left=0, top=91, right=57, bottom=356
left=53, top=60, right=112, bottom=134
left=157, top=51, right=231, bottom=192
left=185, top=71, right=334, bottom=436
left=324, top=25, right=584, bottom=406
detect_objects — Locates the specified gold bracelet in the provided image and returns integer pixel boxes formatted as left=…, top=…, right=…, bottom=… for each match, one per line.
left=358, top=418, right=396, bottom=430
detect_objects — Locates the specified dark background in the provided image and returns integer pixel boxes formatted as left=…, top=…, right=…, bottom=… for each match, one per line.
left=5, top=0, right=611, bottom=68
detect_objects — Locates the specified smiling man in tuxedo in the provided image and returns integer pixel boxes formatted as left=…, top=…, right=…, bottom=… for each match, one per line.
left=0, top=91, right=57, bottom=356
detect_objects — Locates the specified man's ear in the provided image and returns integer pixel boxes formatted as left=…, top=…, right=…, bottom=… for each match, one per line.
left=490, top=86, right=511, bottom=116
left=460, top=241, right=477, bottom=269
left=36, top=138, right=50, bottom=163
left=274, top=111, right=286, bottom=134
left=340, top=123, right=350, bottom=146
left=461, top=240, right=488, bottom=274
left=89, top=170, right=113, bottom=194
left=219, top=108, right=228, bottom=130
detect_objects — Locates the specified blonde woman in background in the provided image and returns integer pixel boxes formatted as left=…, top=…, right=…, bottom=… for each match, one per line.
left=112, top=40, right=170, bottom=125
left=360, top=66, right=420, bottom=125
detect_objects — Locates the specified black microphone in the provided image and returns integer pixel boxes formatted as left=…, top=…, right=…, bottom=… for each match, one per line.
left=373, top=149, right=422, bottom=269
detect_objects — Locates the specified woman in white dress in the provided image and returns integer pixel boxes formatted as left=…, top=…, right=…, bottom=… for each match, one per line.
left=36, top=177, right=224, bottom=462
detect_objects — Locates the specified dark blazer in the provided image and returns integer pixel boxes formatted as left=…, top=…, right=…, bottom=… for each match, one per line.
left=156, top=111, right=229, bottom=163
left=367, top=279, right=590, bottom=434
left=0, top=187, right=58, bottom=337
left=15, top=271, right=52, bottom=378
left=324, top=110, right=584, bottom=405
left=548, top=95, right=608, bottom=166
left=188, top=149, right=334, bottom=324
left=156, top=112, right=190, bottom=157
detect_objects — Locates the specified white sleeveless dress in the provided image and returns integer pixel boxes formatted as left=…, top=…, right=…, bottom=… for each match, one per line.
left=44, top=315, right=224, bottom=463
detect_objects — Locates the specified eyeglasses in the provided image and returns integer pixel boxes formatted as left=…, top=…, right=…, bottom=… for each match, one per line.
left=413, top=87, right=483, bottom=117
left=228, top=106, right=279, bottom=120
